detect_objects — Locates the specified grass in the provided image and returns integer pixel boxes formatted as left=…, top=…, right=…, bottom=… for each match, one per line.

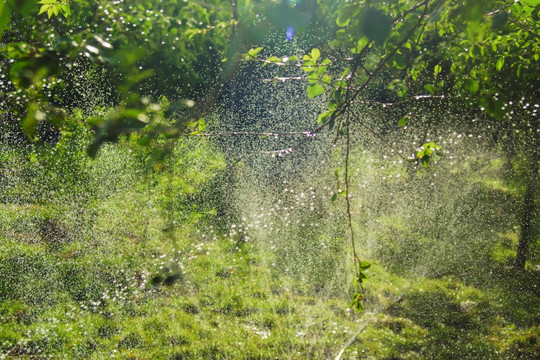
left=1, top=225, right=538, bottom=359
left=0, top=132, right=539, bottom=359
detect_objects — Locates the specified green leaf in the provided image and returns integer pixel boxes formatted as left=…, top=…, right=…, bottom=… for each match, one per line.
left=307, top=84, right=325, bottom=98
left=248, top=47, right=263, bottom=58
left=341, top=67, right=350, bottom=80
left=318, top=110, right=331, bottom=124
left=38, top=4, right=50, bottom=15
left=337, top=14, right=351, bottom=27
left=22, top=103, right=45, bottom=139
left=464, top=78, right=479, bottom=94
left=496, top=56, right=505, bottom=71
left=434, top=64, right=442, bottom=75
left=393, top=53, right=407, bottom=69
left=359, top=260, right=371, bottom=269
left=337, top=6, right=353, bottom=27
left=60, top=3, right=70, bottom=17
left=357, top=272, right=367, bottom=281
left=307, top=71, right=319, bottom=84
left=350, top=293, right=364, bottom=312
left=356, top=37, right=369, bottom=52
left=334, top=80, right=347, bottom=88
left=398, top=117, right=408, bottom=127
left=516, top=63, right=523, bottom=78
left=424, top=84, right=436, bottom=94
left=523, top=0, right=540, bottom=6
left=310, top=48, right=320, bottom=63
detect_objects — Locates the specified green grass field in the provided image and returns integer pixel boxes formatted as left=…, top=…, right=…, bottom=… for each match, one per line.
left=0, top=132, right=539, bottom=359
left=1, top=228, right=538, bottom=359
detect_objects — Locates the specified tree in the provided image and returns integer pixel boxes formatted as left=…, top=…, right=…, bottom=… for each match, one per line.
left=1, top=0, right=237, bottom=150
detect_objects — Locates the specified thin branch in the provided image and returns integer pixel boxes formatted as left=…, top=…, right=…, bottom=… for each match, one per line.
left=261, top=76, right=335, bottom=88
left=486, top=1, right=516, bottom=16
left=333, top=117, right=345, bottom=145
left=509, top=18, right=540, bottom=38
left=230, top=147, right=299, bottom=165
left=359, top=62, right=372, bottom=77
left=344, top=107, right=359, bottom=280
left=411, top=10, right=430, bottom=53
left=261, top=76, right=303, bottom=82
left=352, top=94, right=447, bottom=107
left=393, top=0, right=431, bottom=22
left=181, top=130, right=315, bottom=137
left=334, top=318, right=371, bottom=360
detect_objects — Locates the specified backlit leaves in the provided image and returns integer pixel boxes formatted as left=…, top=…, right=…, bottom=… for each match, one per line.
left=350, top=293, right=364, bottom=312
left=496, top=56, right=505, bottom=71
left=310, top=83, right=330, bottom=97
left=38, top=0, right=70, bottom=18
left=336, top=3, right=360, bottom=27
left=414, top=142, right=443, bottom=168
left=464, top=78, right=479, bottom=94
left=398, top=116, right=408, bottom=127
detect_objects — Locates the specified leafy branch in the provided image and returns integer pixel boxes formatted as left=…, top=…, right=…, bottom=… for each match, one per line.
left=37, top=0, right=70, bottom=18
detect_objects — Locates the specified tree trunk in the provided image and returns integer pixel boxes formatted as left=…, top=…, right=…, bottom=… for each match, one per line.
left=515, top=138, right=539, bottom=269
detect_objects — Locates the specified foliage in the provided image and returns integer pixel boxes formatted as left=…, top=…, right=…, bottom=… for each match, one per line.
left=246, top=0, right=538, bottom=135
left=1, top=0, right=236, bottom=153
left=37, top=0, right=70, bottom=18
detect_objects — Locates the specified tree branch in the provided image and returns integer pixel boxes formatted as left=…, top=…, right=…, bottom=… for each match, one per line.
left=509, top=18, right=540, bottom=38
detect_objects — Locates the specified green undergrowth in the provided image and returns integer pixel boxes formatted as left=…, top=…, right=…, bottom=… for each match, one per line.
left=1, top=124, right=539, bottom=359
left=0, top=229, right=538, bottom=359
